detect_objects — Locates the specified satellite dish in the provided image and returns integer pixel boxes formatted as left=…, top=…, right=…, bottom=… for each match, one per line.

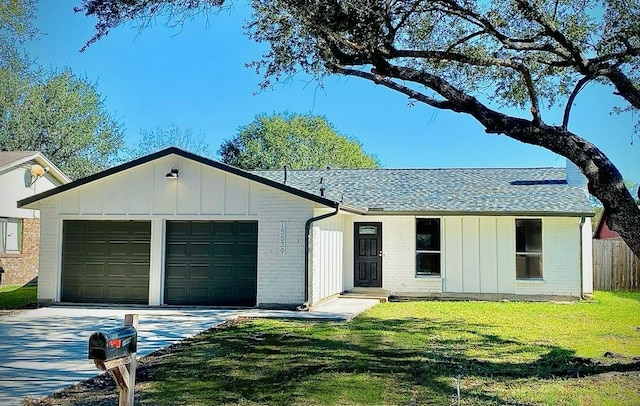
left=29, top=164, right=49, bottom=186
left=30, top=164, right=45, bottom=177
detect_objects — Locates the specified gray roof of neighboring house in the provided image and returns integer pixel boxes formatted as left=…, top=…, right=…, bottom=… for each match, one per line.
left=254, top=167, right=593, bottom=215
left=0, top=151, right=40, bottom=168
left=0, top=151, right=71, bottom=184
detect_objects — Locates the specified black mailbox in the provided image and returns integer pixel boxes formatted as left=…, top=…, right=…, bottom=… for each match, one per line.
left=88, top=326, right=137, bottom=361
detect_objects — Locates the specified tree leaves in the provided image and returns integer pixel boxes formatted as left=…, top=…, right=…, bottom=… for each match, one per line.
left=126, top=124, right=212, bottom=159
left=219, top=112, right=380, bottom=170
left=0, top=68, right=124, bottom=180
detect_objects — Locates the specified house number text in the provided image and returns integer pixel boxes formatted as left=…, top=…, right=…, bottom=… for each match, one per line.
left=279, top=221, right=286, bottom=255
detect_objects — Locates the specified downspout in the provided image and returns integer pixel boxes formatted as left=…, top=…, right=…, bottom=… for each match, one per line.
left=298, top=203, right=340, bottom=311
left=579, top=216, right=585, bottom=299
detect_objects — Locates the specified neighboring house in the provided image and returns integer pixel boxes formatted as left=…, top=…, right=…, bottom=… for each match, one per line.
left=18, top=147, right=593, bottom=307
left=0, top=152, right=70, bottom=286
left=592, top=208, right=638, bottom=240
left=592, top=205, right=640, bottom=291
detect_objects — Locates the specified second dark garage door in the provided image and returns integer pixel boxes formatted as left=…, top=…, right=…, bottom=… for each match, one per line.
left=164, top=221, right=258, bottom=306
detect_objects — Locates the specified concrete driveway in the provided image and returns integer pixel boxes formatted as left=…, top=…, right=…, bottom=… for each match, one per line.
left=0, top=298, right=378, bottom=405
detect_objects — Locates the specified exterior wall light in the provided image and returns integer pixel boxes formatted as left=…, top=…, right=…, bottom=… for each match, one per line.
left=165, top=168, right=179, bottom=179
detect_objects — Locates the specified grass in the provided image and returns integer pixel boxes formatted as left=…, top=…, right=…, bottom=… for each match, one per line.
left=48, top=291, right=640, bottom=406
left=0, top=284, right=37, bottom=310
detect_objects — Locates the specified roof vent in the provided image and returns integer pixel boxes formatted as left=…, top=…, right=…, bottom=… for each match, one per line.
left=319, top=177, right=325, bottom=197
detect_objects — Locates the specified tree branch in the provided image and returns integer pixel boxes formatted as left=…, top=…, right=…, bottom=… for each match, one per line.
left=329, top=65, right=456, bottom=110
left=389, top=49, right=541, bottom=122
left=514, top=0, right=588, bottom=68
left=605, top=66, right=640, bottom=110
left=562, top=76, right=591, bottom=129
left=445, top=30, right=487, bottom=52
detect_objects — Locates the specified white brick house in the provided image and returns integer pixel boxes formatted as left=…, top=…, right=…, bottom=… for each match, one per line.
left=19, top=147, right=593, bottom=307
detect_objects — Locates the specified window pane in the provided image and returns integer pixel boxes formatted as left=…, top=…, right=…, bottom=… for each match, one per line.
left=516, top=219, right=542, bottom=253
left=516, top=254, right=542, bottom=279
left=416, top=218, right=440, bottom=250
left=416, top=253, right=441, bottom=276
left=359, top=226, right=377, bottom=235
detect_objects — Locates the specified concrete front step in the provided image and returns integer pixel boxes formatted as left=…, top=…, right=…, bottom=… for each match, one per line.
left=340, top=288, right=391, bottom=303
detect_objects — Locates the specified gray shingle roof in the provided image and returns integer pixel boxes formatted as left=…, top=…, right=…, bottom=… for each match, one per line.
left=253, top=167, right=593, bottom=215
left=0, top=151, right=39, bottom=168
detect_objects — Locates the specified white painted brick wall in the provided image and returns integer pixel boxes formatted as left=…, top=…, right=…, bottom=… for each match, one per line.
left=344, top=215, right=442, bottom=296
left=37, top=201, right=60, bottom=304
left=515, top=217, right=582, bottom=296
left=256, top=187, right=313, bottom=306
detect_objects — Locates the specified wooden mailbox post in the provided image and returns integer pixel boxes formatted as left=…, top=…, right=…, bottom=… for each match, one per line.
left=89, top=314, right=139, bottom=406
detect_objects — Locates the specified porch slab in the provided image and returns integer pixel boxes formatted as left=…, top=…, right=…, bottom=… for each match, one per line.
left=340, top=287, right=392, bottom=303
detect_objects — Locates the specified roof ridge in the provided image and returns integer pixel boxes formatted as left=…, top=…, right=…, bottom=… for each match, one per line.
left=252, top=166, right=564, bottom=172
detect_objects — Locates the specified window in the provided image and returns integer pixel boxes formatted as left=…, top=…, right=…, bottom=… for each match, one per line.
left=515, top=219, right=542, bottom=279
left=0, top=218, right=22, bottom=254
left=416, top=218, right=441, bottom=276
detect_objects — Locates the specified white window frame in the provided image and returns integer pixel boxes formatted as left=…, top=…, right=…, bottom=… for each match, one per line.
left=515, top=218, right=543, bottom=280
left=0, top=218, right=22, bottom=254
left=415, top=217, right=441, bottom=277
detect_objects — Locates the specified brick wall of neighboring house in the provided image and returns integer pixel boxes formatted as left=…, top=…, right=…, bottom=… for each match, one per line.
left=0, top=218, right=40, bottom=286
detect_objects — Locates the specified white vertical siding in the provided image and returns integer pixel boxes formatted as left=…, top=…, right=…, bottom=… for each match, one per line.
left=479, top=217, right=498, bottom=293
left=582, top=219, right=593, bottom=295
left=176, top=158, right=202, bottom=215
left=201, top=165, right=226, bottom=214
left=128, top=164, right=153, bottom=214
left=102, top=174, right=127, bottom=214
left=444, top=217, right=463, bottom=292
left=496, top=217, right=516, bottom=294
left=48, top=156, right=259, bottom=217
left=36, top=201, right=60, bottom=304
left=342, top=220, right=355, bottom=291
left=311, top=216, right=344, bottom=304
left=462, top=217, right=480, bottom=293
left=153, top=161, right=177, bottom=215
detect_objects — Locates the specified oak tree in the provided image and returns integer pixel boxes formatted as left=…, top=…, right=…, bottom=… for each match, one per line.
left=220, top=112, right=380, bottom=170
left=75, top=0, right=640, bottom=256
left=1, top=0, right=124, bottom=180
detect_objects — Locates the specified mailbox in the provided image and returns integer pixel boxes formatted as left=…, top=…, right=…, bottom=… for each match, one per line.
left=88, top=326, right=137, bottom=361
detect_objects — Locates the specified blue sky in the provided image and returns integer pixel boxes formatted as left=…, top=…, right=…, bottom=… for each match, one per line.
left=25, top=1, right=639, bottom=182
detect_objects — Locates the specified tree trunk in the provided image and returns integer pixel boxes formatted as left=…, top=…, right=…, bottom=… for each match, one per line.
left=476, top=111, right=640, bottom=259
left=337, top=61, right=640, bottom=258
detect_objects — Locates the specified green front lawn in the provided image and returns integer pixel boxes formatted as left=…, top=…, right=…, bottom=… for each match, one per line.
left=45, top=291, right=640, bottom=406
left=0, top=284, right=37, bottom=310
left=130, top=292, right=640, bottom=406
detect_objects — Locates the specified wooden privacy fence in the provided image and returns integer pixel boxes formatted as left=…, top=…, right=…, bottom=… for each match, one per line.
left=593, top=239, right=640, bottom=291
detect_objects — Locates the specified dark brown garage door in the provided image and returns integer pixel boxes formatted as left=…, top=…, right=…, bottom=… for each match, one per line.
left=165, top=221, right=257, bottom=306
left=61, top=220, right=151, bottom=304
